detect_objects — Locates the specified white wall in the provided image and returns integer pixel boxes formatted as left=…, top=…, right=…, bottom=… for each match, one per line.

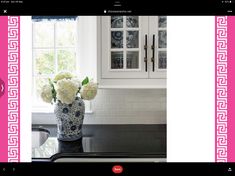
left=77, top=16, right=97, bottom=81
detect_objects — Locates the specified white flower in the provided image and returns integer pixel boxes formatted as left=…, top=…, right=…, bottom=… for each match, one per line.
left=56, top=78, right=78, bottom=104
left=54, top=71, right=73, bottom=82
left=71, top=77, right=81, bottom=89
left=41, top=84, right=53, bottom=103
left=80, top=82, right=98, bottom=100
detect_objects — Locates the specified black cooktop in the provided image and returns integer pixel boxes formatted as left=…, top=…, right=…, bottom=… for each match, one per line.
left=32, top=125, right=166, bottom=161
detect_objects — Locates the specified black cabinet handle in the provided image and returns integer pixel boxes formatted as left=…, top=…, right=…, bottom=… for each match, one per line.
left=144, top=34, right=147, bottom=72
left=151, top=34, right=155, bottom=72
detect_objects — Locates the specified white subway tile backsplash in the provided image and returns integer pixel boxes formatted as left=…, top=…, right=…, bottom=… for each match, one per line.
left=89, top=89, right=166, bottom=124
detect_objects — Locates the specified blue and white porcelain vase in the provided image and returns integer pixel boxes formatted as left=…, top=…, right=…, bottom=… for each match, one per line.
left=54, top=97, right=85, bottom=141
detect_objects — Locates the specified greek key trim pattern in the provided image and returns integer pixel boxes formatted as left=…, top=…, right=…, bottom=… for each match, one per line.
left=216, top=16, right=227, bottom=162
left=8, top=16, right=20, bottom=162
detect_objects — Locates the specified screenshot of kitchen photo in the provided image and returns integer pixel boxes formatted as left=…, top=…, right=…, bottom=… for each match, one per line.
left=31, top=16, right=167, bottom=162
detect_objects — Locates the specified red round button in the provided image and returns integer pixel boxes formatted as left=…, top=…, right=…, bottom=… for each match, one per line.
left=112, top=165, right=123, bottom=174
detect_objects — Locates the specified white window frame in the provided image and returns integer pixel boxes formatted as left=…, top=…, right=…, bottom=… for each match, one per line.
left=31, top=17, right=93, bottom=117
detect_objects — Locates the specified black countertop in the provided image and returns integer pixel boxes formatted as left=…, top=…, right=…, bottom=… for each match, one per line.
left=32, top=125, right=166, bottom=161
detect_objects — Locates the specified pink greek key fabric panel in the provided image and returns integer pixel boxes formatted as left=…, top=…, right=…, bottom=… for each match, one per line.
left=227, top=16, right=235, bottom=162
left=7, top=16, right=20, bottom=162
left=0, top=16, right=20, bottom=162
left=215, top=16, right=228, bottom=162
left=0, top=16, right=9, bottom=162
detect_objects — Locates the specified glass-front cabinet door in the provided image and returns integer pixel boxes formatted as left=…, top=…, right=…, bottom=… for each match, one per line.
left=149, top=16, right=167, bottom=78
left=101, top=16, right=149, bottom=78
left=100, top=16, right=167, bottom=80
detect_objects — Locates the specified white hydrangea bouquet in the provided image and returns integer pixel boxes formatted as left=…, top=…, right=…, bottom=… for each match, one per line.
left=40, top=71, right=98, bottom=141
left=40, top=71, right=98, bottom=105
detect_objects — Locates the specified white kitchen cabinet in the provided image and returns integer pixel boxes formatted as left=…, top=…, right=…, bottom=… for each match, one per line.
left=97, top=16, right=167, bottom=88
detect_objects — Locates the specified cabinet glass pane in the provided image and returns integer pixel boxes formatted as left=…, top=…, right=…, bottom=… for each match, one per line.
left=111, top=51, right=123, bottom=69
left=159, top=16, right=167, bottom=28
left=127, top=51, right=139, bottom=69
left=158, top=51, right=167, bottom=69
left=126, top=16, right=139, bottom=28
left=111, top=31, right=123, bottom=48
left=158, top=30, right=167, bottom=48
left=127, top=31, right=139, bottom=48
left=111, top=16, right=123, bottom=28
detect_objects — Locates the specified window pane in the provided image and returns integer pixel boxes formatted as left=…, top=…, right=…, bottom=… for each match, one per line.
left=126, top=16, right=139, bottom=28
left=111, top=51, right=123, bottom=69
left=56, top=22, right=76, bottom=46
left=158, top=30, right=167, bottom=48
left=35, top=77, right=50, bottom=100
left=57, top=50, right=76, bottom=72
left=158, top=51, right=167, bottom=69
left=159, top=16, right=167, bottom=28
left=34, top=49, right=55, bottom=74
left=126, top=31, right=139, bottom=48
left=127, top=51, right=139, bottom=69
left=33, top=22, right=54, bottom=47
left=111, top=31, right=123, bottom=48
left=111, top=16, right=123, bottom=28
